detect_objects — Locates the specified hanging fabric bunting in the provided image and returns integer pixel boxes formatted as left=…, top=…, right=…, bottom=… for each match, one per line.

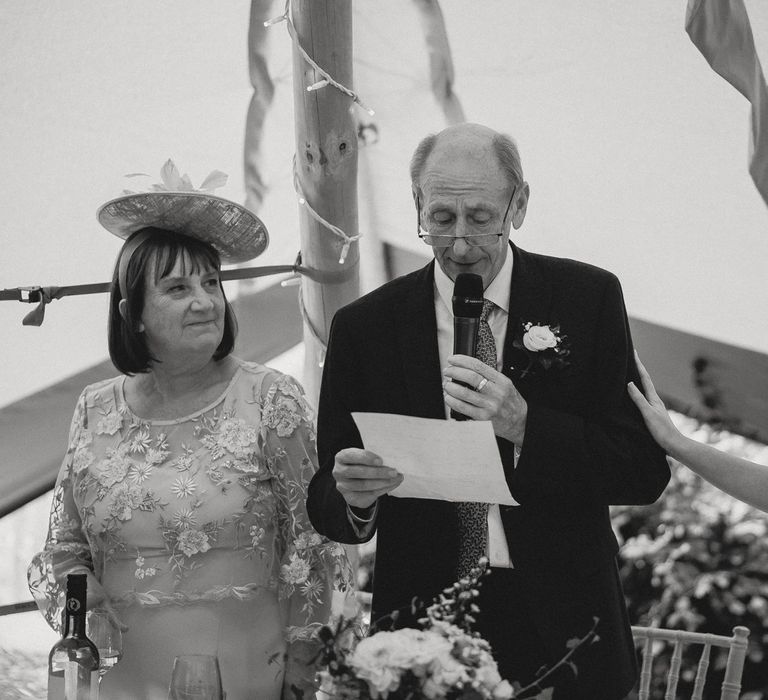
left=686, top=0, right=768, bottom=208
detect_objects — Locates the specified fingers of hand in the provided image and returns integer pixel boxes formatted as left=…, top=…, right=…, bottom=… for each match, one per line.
left=445, top=355, right=501, bottom=379
left=336, top=472, right=403, bottom=507
left=643, top=374, right=664, bottom=407
left=336, top=448, right=383, bottom=466
left=443, top=376, right=493, bottom=404
left=334, top=463, right=399, bottom=480
left=87, top=583, right=129, bottom=631
left=443, top=383, right=495, bottom=420
left=447, top=352, right=481, bottom=367
left=106, top=608, right=129, bottom=632
left=634, top=352, right=660, bottom=400
left=630, top=353, right=665, bottom=410
left=628, top=381, right=662, bottom=423
left=443, top=364, right=488, bottom=389
left=85, top=576, right=107, bottom=603
left=627, top=381, right=647, bottom=409
left=338, top=476, right=402, bottom=492
left=444, top=366, right=512, bottom=402
left=334, top=464, right=402, bottom=497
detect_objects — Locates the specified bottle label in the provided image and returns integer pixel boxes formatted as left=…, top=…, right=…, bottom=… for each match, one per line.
left=56, top=661, right=99, bottom=700
left=47, top=674, right=64, bottom=700
left=64, top=663, right=78, bottom=699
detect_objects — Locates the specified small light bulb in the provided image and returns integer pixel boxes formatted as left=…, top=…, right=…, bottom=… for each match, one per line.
left=263, top=14, right=287, bottom=27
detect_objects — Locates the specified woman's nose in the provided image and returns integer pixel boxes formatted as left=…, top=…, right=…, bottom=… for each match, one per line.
left=191, top=285, right=214, bottom=308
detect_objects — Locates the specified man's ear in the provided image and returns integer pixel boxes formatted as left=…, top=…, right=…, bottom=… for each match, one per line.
left=511, top=182, right=530, bottom=230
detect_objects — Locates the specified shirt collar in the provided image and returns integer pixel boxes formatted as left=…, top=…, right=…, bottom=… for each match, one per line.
left=434, top=245, right=514, bottom=315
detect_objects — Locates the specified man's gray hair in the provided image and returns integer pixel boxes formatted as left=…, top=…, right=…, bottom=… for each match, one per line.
left=409, top=131, right=524, bottom=192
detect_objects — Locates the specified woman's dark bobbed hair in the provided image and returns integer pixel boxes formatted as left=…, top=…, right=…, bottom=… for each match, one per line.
left=108, top=228, right=238, bottom=375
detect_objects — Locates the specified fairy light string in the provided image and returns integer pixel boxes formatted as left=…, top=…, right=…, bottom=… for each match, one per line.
left=291, top=156, right=361, bottom=266
left=265, top=0, right=372, bottom=358
left=266, top=0, right=368, bottom=265
left=264, top=0, right=375, bottom=116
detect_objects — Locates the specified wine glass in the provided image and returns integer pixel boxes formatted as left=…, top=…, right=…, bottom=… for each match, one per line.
left=86, top=609, right=123, bottom=681
left=168, top=654, right=224, bottom=700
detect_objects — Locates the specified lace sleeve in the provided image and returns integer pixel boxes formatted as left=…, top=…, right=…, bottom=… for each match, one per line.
left=259, top=373, right=355, bottom=693
left=27, top=389, right=95, bottom=633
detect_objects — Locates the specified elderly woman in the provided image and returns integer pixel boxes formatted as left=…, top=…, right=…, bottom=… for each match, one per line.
left=28, top=163, right=353, bottom=699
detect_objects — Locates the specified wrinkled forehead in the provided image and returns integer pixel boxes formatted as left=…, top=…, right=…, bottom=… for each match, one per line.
left=420, top=139, right=507, bottom=203
left=419, top=167, right=509, bottom=206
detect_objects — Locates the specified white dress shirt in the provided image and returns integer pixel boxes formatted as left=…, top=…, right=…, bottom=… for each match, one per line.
left=434, top=252, right=515, bottom=568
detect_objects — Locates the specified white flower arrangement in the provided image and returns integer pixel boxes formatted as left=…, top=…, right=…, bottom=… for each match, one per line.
left=302, top=559, right=599, bottom=700
left=342, top=623, right=512, bottom=699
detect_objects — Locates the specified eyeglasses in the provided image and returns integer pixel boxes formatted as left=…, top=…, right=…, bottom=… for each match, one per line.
left=416, top=186, right=517, bottom=248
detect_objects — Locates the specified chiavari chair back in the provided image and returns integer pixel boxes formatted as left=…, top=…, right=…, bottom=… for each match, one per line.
left=631, top=625, right=749, bottom=700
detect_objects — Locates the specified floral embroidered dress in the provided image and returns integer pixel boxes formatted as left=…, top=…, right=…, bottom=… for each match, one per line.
left=29, top=360, right=353, bottom=700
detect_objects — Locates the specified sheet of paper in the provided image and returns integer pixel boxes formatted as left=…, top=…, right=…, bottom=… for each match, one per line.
left=351, top=412, right=518, bottom=505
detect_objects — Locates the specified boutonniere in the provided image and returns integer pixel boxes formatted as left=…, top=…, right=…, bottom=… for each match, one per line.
left=511, top=321, right=571, bottom=378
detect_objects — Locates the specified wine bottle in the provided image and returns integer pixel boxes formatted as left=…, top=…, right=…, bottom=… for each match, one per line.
left=48, top=573, right=100, bottom=700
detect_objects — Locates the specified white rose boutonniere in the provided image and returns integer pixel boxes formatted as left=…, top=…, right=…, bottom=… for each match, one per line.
left=512, top=321, right=570, bottom=378
left=522, top=324, right=559, bottom=352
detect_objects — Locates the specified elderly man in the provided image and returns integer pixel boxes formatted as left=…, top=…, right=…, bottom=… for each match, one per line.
left=307, top=123, right=669, bottom=699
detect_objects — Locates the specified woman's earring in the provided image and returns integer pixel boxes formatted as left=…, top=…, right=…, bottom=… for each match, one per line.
left=118, top=299, right=129, bottom=323
left=119, top=299, right=144, bottom=332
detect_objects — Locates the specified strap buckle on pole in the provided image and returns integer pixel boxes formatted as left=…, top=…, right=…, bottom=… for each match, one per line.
left=17, top=286, right=43, bottom=303
left=19, top=287, right=54, bottom=326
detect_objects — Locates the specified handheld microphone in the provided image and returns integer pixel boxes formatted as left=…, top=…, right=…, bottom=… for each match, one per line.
left=451, top=273, right=484, bottom=420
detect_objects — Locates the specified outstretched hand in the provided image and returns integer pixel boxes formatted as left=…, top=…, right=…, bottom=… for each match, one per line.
left=627, top=351, right=680, bottom=453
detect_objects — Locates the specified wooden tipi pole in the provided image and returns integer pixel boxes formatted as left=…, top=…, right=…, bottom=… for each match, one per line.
left=291, top=0, right=359, bottom=405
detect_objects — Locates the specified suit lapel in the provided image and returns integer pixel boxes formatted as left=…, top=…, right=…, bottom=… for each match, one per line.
left=396, top=261, right=446, bottom=419
left=502, top=243, right=553, bottom=393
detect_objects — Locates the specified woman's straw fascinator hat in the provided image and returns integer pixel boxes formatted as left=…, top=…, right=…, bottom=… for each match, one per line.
left=97, top=159, right=269, bottom=264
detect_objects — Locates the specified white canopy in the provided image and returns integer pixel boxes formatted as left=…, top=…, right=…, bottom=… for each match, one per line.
left=2, top=0, right=768, bottom=509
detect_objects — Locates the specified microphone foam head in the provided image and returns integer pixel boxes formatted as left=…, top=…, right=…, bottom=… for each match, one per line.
left=452, top=273, right=484, bottom=318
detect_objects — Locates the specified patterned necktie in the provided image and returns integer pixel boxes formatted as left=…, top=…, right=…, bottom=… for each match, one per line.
left=456, top=299, right=496, bottom=579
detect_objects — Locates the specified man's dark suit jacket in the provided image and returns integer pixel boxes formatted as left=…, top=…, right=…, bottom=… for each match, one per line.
left=307, top=243, right=670, bottom=698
